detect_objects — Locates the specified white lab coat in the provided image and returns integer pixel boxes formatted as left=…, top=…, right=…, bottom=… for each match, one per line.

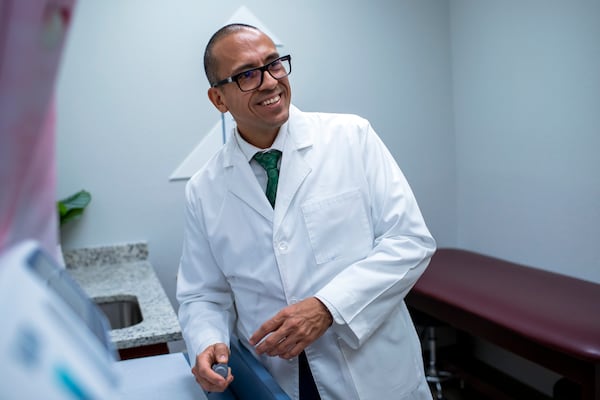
left=177, top=105, right=436, bottom=400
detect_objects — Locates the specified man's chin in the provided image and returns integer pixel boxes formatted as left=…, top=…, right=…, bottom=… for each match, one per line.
left=262, top=107, right=289, bottom=128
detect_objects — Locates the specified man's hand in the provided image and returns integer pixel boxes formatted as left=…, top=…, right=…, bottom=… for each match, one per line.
left=191, top=343, right=234, bottom=392
left=249, top=297, right=333, bottom=359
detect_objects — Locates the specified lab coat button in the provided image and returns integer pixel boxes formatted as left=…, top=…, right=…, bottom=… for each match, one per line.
left=278, top=242, right=288, bottom=252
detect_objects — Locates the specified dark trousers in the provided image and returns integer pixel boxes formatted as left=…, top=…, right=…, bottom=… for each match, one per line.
left=299, top=351, right=321, bottom=400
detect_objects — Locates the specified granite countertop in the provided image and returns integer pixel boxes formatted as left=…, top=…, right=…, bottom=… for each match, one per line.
left=64, top=242, right=182, bottom=349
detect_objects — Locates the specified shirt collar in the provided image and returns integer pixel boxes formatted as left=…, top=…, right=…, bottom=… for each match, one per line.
left=234, top=120, right=289, bottom=162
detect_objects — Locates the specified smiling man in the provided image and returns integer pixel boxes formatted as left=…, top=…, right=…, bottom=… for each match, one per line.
left=205, top=29, right=290, bottom=148
left=177, top=24, right=436, bottom=400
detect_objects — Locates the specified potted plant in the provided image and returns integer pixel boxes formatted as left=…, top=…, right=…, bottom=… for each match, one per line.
left=57, top=189, right=91, bottom=227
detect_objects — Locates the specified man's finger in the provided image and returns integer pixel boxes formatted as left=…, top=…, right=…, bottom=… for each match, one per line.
left=249, top=315, right=284, bottom=346
left=280, top=340, right=305, bottom=360
left=213, top=342, right=230, bottom=364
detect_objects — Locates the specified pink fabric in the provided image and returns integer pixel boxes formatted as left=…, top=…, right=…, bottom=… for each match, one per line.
left=0, top=102, right=58, bottom=259
left=0, top=0, right=75, bottom=261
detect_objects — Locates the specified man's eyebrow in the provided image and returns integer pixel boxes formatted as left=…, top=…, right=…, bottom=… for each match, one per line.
left=230, top=53, right=281, bottom=75
left=231, top=63, right=257, bottom=75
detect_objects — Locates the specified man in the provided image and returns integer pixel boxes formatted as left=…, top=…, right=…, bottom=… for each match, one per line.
left=177, top=23, right=436, bottom=400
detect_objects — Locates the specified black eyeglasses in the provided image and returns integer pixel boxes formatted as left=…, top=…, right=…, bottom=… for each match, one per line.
left=211, top=55, right=292, bottom=92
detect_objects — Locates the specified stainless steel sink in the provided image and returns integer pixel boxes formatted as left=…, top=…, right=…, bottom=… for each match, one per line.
left=95, top=296, right=143, bottom=329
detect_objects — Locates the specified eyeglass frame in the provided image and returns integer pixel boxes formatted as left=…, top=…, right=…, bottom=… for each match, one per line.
left=211, top=55, right=292, bottom=92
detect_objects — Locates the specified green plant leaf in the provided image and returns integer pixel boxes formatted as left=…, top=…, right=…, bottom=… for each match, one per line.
left=57, top=190, right=92, bottom=226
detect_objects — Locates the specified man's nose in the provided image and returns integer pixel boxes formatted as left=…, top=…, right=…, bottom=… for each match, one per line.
left=259, top=70, right=278, bottom=90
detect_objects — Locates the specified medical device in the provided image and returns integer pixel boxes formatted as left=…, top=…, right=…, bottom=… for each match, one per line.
left=0, top=240, right=119, bottom=399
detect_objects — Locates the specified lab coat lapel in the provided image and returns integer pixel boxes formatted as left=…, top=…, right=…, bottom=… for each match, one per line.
left=223, top=140, right=273, bottom=222
left=274, top=107, right=313, bottom=230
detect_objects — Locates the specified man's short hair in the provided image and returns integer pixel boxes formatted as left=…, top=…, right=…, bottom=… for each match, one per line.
left=204, top=23, right=260, bottom=86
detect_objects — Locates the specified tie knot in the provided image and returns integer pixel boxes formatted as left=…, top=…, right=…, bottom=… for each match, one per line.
left=254, top=150, right=281, bottom=171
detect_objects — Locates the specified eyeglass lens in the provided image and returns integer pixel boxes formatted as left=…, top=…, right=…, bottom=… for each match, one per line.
left=237, top=57, right=291, bottom=91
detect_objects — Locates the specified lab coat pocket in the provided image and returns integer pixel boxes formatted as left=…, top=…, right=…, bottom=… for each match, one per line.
left=302, top=189, right=372, bottom=265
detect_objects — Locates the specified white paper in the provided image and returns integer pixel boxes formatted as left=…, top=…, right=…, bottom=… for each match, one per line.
left=169, top=119, right=224, bottom=181
left=115, top=353, right=207, bottom=400
left=226, top=6, right=284, bottom=47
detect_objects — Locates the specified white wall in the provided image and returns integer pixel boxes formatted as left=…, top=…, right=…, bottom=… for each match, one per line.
left=56, top=0, right=455, bottom=308
left=451, top=0, right=600, bottom=283
left=450, top=1, right=600, bottom=395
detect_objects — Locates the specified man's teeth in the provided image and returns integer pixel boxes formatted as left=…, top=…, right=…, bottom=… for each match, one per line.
left=262, top=96, right=280, bottom=106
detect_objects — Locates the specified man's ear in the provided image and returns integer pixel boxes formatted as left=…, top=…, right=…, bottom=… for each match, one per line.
left=208, top=87, right=229, bottom=113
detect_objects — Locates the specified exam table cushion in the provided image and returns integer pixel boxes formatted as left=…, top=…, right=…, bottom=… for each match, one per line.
left=412, top=248, right=600, bottom=363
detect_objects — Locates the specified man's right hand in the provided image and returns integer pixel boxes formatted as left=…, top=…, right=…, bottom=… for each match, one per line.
left=191, top=342, right=234, bottom=392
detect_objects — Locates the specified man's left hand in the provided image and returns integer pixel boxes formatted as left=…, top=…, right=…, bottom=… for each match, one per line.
left=249, top=297, right=333, bottom=359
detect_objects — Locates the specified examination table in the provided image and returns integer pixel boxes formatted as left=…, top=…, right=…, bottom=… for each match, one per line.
left=407, top=248, right=600, bottom=399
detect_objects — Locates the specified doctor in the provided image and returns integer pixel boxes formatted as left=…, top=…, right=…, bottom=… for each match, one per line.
left=177, top=23, right=436, bottom=400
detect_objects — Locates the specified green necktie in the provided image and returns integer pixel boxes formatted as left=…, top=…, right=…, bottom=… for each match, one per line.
left=253, top=150, right=282, bottom=208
